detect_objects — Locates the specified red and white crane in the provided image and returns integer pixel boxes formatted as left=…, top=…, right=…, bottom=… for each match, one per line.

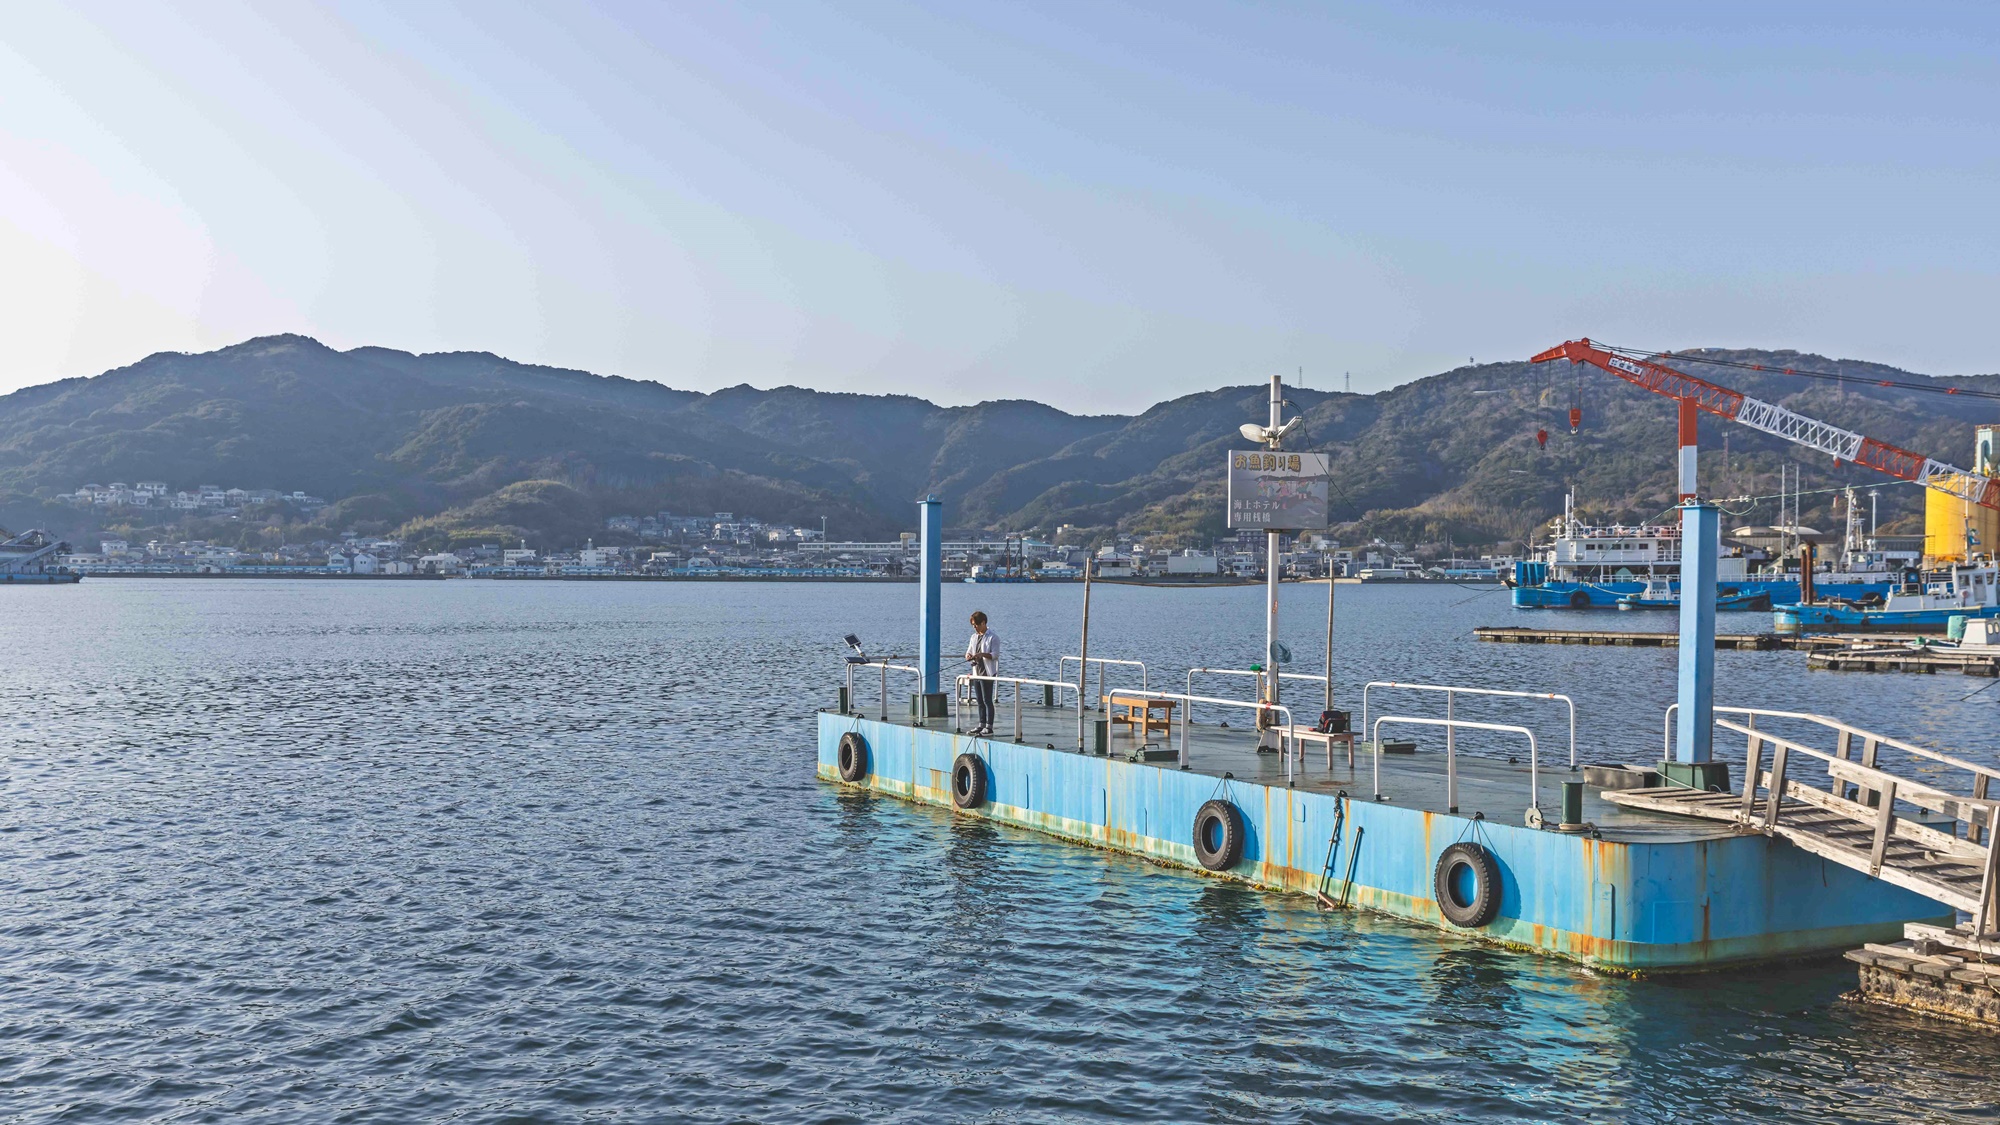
left=1531, top=338, right=2000, bottom=510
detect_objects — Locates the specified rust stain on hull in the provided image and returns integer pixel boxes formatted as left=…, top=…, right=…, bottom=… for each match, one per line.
left=817, top=717, right=1939, bottom=971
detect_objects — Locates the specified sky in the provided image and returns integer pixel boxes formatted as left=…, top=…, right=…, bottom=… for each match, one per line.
left=1, top=2, right=1995, bottom=412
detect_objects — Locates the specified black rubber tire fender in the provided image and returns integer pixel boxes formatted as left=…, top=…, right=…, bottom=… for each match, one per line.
left=1192, top=799, right=1245, bottom=871
left=1434, top=841, right=1502, bottom=928
left=837, top=731, right=869, bottom=783
left=951, top=752, right=987, bottom=809
left=1568, top=590, right=1591, bottom=610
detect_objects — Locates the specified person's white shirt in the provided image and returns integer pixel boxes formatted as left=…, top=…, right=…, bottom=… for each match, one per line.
left=965, top=629, right=999, bottom=676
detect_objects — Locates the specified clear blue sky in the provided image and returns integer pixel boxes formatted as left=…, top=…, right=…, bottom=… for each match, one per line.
left=1, top=2, right=1994, bottom=411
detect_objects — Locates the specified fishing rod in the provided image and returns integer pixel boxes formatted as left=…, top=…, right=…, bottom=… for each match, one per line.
left=841, top=632, right=977, bottom=674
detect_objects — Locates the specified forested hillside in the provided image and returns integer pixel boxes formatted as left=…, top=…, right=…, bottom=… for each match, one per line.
left=1, top=335, right=1992, bottom=551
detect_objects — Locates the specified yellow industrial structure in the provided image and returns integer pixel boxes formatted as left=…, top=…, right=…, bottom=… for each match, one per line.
left=1925, top=424, right=2000, bottom=563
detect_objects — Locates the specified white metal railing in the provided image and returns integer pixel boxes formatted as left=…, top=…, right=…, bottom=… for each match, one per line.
left=1371, top=715, right=1541, bottom=824
left=1184, top=667, right=1262, bottom=723
left=1361, top=681, right=1577, bottom=768
left=845, top=660, right=923, bottom=721
left=954, top=674, right=1082, bottom=744
left=1184, top=667, right=1339, bottom=723
left=1059, top=656, right=1148, bottom=712
left=1089, top=688, right=1298, bottom=780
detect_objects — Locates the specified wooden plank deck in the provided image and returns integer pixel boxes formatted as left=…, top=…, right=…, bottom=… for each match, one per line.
left=1847, top=931, right=2000, bottom=1025
left=1473, top=626, right=1921, bottom=652
left=1808, top=646, right=2000, bottom=676
left=1475, top=626, right=1793, bottom=650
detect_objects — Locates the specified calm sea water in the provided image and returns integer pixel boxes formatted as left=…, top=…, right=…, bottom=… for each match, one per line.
left=4, top=578, right=1998, bottom=1123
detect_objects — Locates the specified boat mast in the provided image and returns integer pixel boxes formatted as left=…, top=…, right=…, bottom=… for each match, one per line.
left=1843, top=486, right=1862, bottom=572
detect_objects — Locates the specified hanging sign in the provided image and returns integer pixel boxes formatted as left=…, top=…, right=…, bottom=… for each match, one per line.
left=1227, top=450, right=1331, bottom=530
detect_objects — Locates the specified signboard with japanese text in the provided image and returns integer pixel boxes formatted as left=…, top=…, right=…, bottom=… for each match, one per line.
left=1227, top=449, right=1331, bottom=530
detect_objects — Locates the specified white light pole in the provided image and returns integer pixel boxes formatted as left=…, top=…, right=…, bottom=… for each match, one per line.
left=1236, top=376, right=1305, bottom=752
left=1264, top=374, right=1284, bottom=749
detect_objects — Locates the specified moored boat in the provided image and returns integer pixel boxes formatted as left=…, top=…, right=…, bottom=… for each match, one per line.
left=0, top=529, right=82, bottom=584
left=1512, top=491, right=1891, bottom=609
left=1775, top=562, right=2000, bottom=633
left=1615, top=576, right=1771, bottom=611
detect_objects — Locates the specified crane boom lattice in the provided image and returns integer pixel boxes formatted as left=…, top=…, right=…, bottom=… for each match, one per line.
left=1531, top=338, right=2000, bottom=511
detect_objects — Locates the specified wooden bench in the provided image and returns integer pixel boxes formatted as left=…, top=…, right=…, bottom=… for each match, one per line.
left=1103, top=693, right=1176, bottom=738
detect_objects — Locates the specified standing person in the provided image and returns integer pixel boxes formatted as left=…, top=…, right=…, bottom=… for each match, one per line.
left=965, top=611, right=999, bottom=734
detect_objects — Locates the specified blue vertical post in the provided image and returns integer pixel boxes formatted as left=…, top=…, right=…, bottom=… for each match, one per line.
left=1675, top=501, right=1717, bottom=765
left=919, top=495, right=942, bottom=695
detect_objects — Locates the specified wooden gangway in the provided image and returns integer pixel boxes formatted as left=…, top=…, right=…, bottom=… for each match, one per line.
left=1602, top=708, right=2000, bottom=925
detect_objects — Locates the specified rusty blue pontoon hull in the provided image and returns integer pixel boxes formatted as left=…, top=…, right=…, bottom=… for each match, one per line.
left=818, top=712, right=1952, bottom=971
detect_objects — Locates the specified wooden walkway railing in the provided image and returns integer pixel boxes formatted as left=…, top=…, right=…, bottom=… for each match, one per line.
left=1604, top=707, right=2000, bottom=933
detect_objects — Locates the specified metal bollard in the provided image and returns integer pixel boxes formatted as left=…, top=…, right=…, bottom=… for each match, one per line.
left=1561, top=780, right=1585, bottom=828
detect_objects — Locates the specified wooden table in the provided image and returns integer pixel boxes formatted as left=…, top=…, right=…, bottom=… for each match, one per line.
left=1285, top=724, right=1358, bottom=769
left=1103, top=693, right=1177, bottom=739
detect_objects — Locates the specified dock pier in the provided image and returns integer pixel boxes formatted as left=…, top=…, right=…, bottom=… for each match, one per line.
left=1474, top=626, right=1811, bottom=649
left=819, top=701, right=1956, bottom=970
left=1848, top=924, right=2000, bottom=1026
left=822, top=456, right=1990, bottom=994
left=1473, top=626, right=1937, bottom=654
left=1807, top=645, right=2000, bottom=676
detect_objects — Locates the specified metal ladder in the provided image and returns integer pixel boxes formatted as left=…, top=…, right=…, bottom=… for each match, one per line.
left=1316, top=792, right=1356, bottom=909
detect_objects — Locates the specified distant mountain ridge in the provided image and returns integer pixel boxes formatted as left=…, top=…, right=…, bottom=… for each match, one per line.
left=1, top=334, right=1993, bottom=550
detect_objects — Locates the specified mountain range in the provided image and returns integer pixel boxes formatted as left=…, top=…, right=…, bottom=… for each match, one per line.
left=2, top=334, right=1994, bottom=551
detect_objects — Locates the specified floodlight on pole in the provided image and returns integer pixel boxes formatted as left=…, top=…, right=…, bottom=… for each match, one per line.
left=1239, top=418, right=1301, bottom=447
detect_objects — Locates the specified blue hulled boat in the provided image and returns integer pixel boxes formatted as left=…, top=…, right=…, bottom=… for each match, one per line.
left=1775, top=564, right=2000, bottom=633
left=1509, top=492, right=1890, bottom=610
left=1614, top=577, right=1771, bottom=611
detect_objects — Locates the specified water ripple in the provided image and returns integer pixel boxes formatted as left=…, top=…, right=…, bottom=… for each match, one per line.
left=1, top=580, right=1996, bottom=1122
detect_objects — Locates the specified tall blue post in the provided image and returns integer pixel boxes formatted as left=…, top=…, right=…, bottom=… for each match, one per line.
left=918, top=495, right=942, bottom=695
left=1673, top=500, right=1718, bottom=775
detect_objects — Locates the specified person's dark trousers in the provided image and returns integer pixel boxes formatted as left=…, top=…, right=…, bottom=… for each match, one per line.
left=973, top=679, right=996, bottom=729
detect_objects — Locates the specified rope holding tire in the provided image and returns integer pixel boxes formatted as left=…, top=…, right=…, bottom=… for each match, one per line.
left=1434, top=841, right=1502, bottom=928
left=1192, top=799, right=1244, bottom=871
left=951, top=752, right=987, bottom=809
left=837, top=731, right=869, bottom=782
